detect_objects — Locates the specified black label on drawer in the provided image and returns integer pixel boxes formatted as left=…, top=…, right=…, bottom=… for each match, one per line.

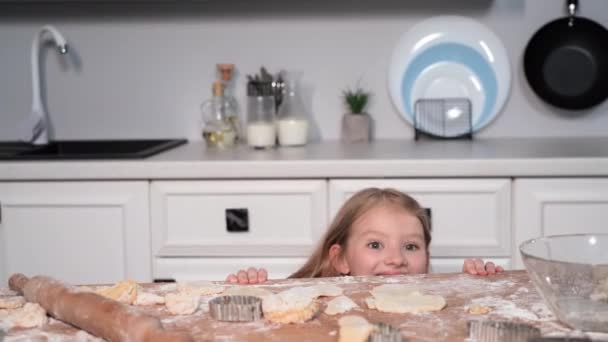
left=226, top=208, right=249, bottom=232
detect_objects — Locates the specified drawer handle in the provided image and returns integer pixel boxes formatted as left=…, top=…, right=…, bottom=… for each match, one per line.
left=153, top=278, right=176, bottom=283
left=226, top=208, right=249, bottom=232
left=424, top=207, right=432, bottom=231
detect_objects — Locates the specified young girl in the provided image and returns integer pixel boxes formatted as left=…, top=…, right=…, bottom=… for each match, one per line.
left=226, top=187, right=503, bottom=284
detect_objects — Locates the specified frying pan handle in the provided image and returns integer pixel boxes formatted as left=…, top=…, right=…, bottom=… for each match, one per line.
left=567, top=0, right=578, bottom=23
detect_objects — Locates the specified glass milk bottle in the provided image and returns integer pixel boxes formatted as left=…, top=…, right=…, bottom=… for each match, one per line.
left=246, top=94, right=276, bottom=149
left=201, top=81, right=237, bottom=148
left=276, top=77, right=309, bottom=147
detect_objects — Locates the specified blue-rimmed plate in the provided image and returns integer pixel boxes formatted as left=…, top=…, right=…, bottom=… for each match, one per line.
left=388, top=16, right=511, bottom=137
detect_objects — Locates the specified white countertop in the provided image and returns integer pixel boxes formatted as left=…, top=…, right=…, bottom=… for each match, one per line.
left=2, top=138, right=608, bottom=180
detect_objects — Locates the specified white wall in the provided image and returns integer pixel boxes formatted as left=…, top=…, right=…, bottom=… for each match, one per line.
left=1, top=0, right=607, bottom=142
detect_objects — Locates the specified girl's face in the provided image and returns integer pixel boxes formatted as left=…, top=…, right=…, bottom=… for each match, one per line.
left=331, top=204, right=429, bottom=276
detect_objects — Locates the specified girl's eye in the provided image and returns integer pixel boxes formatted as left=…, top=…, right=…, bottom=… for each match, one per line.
left=367, top=241, right=381, bottom=249
left=404, top=244, right=419, bottom=251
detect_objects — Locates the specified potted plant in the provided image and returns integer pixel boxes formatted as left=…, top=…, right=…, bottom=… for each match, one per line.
left=341, top=87, right=371, bottom=143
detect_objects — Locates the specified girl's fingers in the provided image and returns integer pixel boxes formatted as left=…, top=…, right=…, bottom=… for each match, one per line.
left=247, top=267, right=259, bottom=284
left=485, top=262, right=496, bottom=274
left=496, top=265, right=504, bottom=273
left=258, top=268, right=268, bottom=283
left=463, top=259, right=477, bottom=275
left=237, top=270, right=249, bottom=284
left=225, top=274, right=238, bottom=284
left=474, top=259, right=488, bottom=275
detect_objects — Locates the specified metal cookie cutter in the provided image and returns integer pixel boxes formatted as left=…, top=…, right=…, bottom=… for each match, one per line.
left=467, top=320, right=541, bottom=342
left=209, top=295, right=263, bottom=322
left=368, top=322, right=404, bottom=342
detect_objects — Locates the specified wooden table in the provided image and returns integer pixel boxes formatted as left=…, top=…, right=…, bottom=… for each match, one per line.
left=1, top=271, right=602, bottom=341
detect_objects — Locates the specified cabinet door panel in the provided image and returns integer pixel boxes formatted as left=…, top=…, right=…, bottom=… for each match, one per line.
left=329, top=179, right=511, bottom=257
left=0, top=182, right=150, bottom=284
left=513, top=178, right=608, bottom=268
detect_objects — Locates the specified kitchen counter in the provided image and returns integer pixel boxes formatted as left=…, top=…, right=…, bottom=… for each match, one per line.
left=1, top=271, right=604, bottom=341
left=2, top=138, right=608, bottom=180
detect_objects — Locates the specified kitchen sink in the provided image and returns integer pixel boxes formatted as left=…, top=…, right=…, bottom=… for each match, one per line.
left=0, top=139, right=187, bottom=160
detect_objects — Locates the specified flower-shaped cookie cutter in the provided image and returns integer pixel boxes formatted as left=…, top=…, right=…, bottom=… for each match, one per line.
left=209, top=295, right=263, bottom=322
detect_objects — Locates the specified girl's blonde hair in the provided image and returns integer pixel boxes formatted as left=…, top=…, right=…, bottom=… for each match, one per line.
left=289, top=187, right=432, bottom=279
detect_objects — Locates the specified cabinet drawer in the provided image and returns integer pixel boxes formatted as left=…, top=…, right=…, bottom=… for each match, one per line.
left=329, top=179, right=511, bottom=257
left=154, top=257, right=306, bottom=281
left=151, top=180, right=327, bottom=257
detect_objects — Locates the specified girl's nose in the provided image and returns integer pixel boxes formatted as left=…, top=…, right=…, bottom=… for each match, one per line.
left=384, top=248, right=406, bottom=266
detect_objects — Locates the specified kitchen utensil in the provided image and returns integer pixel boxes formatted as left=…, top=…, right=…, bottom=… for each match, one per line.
left=8, top=273, right=193, bottom=341
left=368, top=322, right=403, bottom=342
left=467, top=320, right=541, bottom=342
left=414, top=98, right=472, bottom=139
left=523, top=0, right=608, bottom=110
left=519, top=234, right=608, bottom=332
left=388, top=16, right=511, bottom=136
left=209, top=295, right=263, bottom=322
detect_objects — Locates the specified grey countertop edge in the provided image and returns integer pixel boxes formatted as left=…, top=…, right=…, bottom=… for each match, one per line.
left=2, top=138, right=608, bottom=180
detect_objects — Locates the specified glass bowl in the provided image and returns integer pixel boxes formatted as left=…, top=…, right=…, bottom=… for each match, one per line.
left=520, top=234, right=608, bottom=332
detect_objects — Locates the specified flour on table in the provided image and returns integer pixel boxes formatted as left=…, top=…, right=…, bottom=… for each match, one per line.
left=165, top=291, right=201, bottom=315
left=4, top=303, right=48, bottom=329
left=177, top=281, right=225, bottom=296
left=337, top=315, right=375, bottom=342
left=0, top=296, right=25, bottom=310
left=366, top=284, right=446, bottom=313
left=223, top=286, right=273, bottom=298
left=134, top=291, right=165, bottom=306
left=325, top=295, right=359, bottom=315
left=470, top=296, right=539, bottom=321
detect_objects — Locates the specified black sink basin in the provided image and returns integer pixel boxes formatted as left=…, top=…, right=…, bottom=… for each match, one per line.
left=0, top=139, right=187, bottom=160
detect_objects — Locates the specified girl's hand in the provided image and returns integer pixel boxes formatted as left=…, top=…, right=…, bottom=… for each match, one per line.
left=225, top=267, right=268, bottom=284
left=462, top=258, right=504, bottom=276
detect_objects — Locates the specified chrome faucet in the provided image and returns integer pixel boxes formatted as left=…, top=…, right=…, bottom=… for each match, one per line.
left=25, top=25, right=69, bottom=145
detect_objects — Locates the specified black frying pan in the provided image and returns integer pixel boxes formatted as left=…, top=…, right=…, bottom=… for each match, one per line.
left=524, top=0, right=608, bottom=110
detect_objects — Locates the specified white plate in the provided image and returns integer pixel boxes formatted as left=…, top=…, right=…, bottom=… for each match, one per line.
left=388, top=16, right=511, bottom=136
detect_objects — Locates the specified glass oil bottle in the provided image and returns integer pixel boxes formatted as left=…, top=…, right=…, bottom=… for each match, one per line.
left=201, top=81, right=237, bottom=148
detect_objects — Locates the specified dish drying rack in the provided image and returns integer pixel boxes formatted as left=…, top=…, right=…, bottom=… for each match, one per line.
left=414, top=98, right=473, bottom=140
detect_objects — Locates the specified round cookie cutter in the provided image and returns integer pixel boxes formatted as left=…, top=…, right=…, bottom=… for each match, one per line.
left=209, top=295, right=263, bottom=322
left=467, top=319, right=541, bottom=342
left=368, top=322, right=404, bottom=342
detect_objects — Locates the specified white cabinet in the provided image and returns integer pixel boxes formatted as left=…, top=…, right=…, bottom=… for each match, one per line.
left=513, top=178, right=608, bottom=268
left=150, top=180, right=327, bottom=280
left=329, top=179, right=512, bottom=272
left=0, top=181, right=151, bottom=285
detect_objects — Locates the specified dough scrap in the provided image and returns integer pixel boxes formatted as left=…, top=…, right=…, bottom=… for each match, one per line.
left=467, top=304, right=492, bottom=315
left=0, top=296, right=25, bottom=310
left=6, top=302, right=48, bottom=328
left=325, top=295, right=359, bottom=315
left=263, top=300, right=320, bottom=324
left=338, top=315, right=375, bottom=342
left=165, top=292, right=200, bottom=315
left=134, top=291, right=165, bottom=306
left=224, top=286, right=273, bottom=298
left=177, top=281, right=225, bottom=296
left=262, top=284, right=343, bottom=323
left=366, top=284, right=446, bottom=313
left=95, top=280, right=138, bottom=304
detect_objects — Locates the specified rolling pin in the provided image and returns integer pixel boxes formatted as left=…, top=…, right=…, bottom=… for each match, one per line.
left=9, top=273, right=193, bottom=342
